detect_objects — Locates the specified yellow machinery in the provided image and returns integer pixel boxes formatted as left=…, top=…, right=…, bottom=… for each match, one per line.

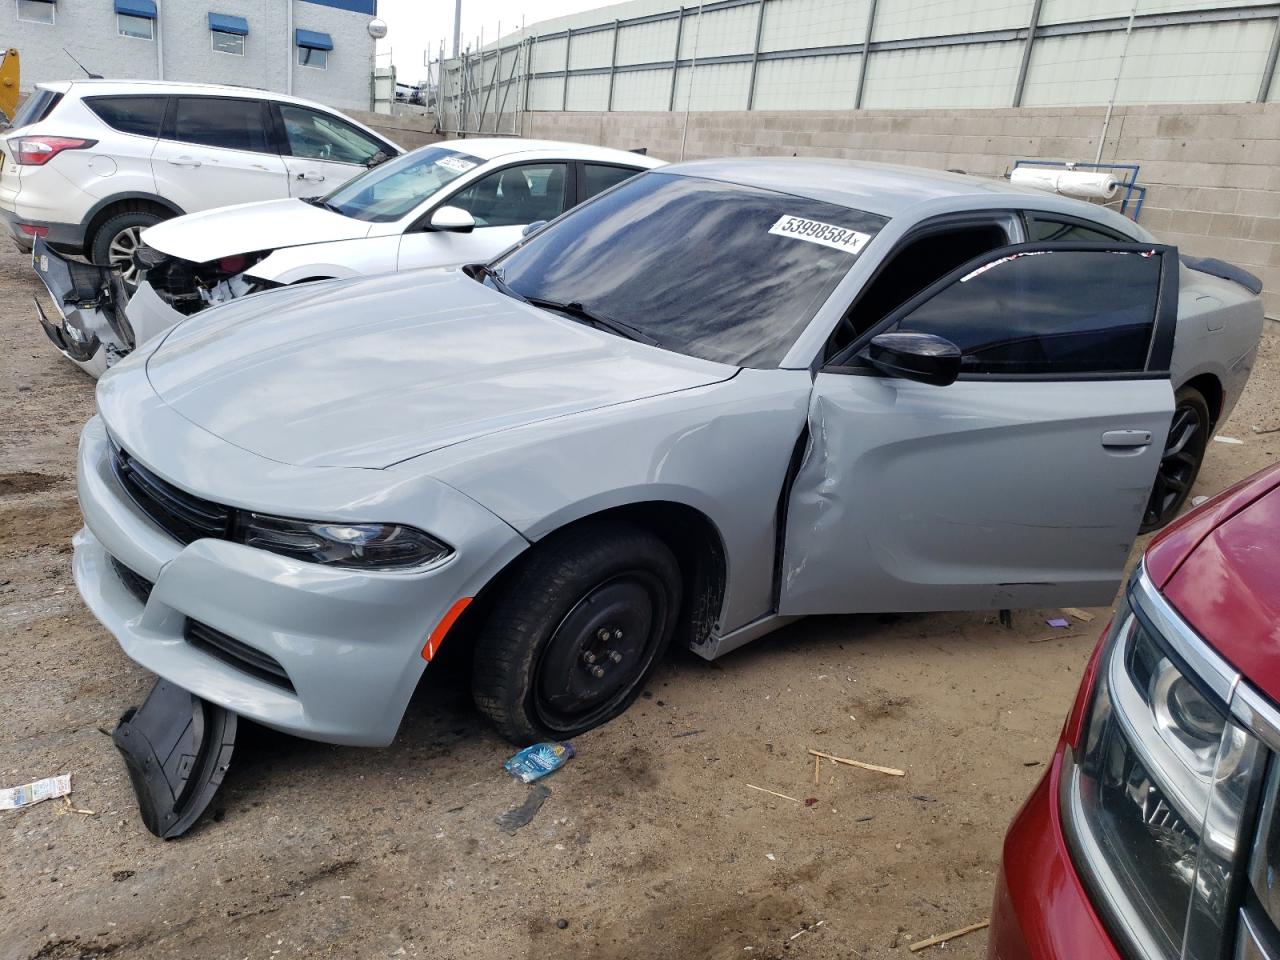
left=0, top=49, right=19, bottom=124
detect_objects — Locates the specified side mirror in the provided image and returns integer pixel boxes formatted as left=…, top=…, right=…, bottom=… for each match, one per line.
left=864, top=332, right=961, bottom=387
left=365, top=150, right=390, bottom=168
left=521, top=219, right=547, bottom=238
left=429, top=205, right=476, bottom=234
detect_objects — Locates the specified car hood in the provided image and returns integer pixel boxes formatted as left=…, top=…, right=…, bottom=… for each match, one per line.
left=145, top=269, right=736, bottom=469
left=140, top=199, right=373, bottom=264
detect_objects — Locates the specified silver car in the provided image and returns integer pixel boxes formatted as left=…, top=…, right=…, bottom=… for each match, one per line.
left=74, top=159, right=1264, bottom=749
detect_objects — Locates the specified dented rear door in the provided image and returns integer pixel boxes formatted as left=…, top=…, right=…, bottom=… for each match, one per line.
left=779, top=243, right=1178, bottom=615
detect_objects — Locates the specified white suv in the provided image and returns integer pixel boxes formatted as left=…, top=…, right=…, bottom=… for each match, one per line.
left=1, top=80, right=400, bottom=280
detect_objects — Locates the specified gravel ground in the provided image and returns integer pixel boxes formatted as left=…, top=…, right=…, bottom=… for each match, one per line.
left=2, top=238, right=1278, bottom=960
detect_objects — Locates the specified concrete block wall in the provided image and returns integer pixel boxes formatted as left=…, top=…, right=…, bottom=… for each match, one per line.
left=345, top=108, right=441, bottom=151
left=520, top=102, right=1280, bottom=319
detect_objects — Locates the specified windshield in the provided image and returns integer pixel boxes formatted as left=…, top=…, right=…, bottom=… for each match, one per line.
left=322, top=146, right=484, bottom=223
left=492, top=172, right=886, bottom=366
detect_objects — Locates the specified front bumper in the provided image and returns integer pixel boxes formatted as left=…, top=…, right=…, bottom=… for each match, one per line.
left=75, top=414, right=528, bottom=746
left=988, top=753, right=1122, bottom=960
left=31, top=237, right=132, bottom=378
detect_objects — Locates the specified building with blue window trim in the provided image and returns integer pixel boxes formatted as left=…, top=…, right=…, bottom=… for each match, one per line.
left=9, top=0, right=381, bottom=110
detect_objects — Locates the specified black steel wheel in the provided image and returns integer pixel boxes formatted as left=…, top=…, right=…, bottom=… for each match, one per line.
left=1140, top=386, right=1211, bottom=533
left=472, top=520, right=681, bottom=745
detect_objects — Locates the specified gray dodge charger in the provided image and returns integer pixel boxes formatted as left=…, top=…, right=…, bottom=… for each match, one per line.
left=75, top=159, right=1264, bottom=750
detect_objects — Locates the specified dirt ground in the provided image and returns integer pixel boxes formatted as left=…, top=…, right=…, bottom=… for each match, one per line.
left=1, top=239, right=1278, bottom=960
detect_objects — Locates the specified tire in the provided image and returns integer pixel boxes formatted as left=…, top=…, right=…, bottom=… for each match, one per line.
left=471, top=520, right=682, bottom=745
left=1140, top=386, right=1212, bottom=533
left=89, top=210, right=166, bottom=289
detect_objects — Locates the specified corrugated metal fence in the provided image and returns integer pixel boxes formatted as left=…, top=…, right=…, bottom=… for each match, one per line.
left=436, top=0, right=1280, bottom=135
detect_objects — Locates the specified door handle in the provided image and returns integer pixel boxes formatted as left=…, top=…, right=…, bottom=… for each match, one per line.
left=1101, top=429, right=1153, bottom=448
left=295, top=171, right=326, bottom=182
left=167, top=156, right=202, bottom=167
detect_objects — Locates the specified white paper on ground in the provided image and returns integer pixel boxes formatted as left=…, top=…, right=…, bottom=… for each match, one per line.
left=0, top=773, right=72, bottom=810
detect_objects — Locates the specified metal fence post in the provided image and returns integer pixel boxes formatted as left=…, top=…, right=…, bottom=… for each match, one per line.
left=746, top=0, right=766, bottom=110
left=668, top=7, right=686, bottom=111
left=1259, top=11, right=1280, bottom=102
left=854, top=0, right=878, bottom=109
left=1012, top=0, right=1044, bottom=107
left=562, top=28, right=573, bottom=111
left=607, top=19, right=620, bottom=111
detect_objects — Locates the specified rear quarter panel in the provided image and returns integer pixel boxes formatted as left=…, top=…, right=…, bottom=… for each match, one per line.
left=1172, top=266, right=1264, bottom=423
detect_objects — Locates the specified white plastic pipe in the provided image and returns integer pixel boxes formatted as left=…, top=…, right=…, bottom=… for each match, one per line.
left=1011, top=167, right=1119, bottom=200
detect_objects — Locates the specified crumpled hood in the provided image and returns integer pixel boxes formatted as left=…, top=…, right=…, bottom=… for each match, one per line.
left=140, top=198, right=373, bottom=264
left=145, top=269, right=735, bottom=469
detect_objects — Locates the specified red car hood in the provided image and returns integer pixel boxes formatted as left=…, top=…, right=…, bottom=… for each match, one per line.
left=1150, top=463, right=1280, bottom=705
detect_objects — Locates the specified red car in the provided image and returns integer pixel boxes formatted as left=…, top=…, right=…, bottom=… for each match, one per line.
left=990, top=462, right=1280, bottom=960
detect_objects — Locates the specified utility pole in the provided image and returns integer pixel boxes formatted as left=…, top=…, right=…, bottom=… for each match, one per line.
left=452, top=0, right=462, bottom=58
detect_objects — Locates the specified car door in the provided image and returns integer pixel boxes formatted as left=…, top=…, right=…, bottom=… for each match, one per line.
left=779, top=241, right=1178, bottom=615
left=151, top=96, right=289, bottom=212
left=396, top=161, right=572, bottom=271
left=273, top=103, right=393, bottom=198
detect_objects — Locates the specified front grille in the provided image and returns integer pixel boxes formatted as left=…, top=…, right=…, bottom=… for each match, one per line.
left=110, top=556, right=154, bottom=605
left=184, top=619, right=294, bottom=691
left=110, top=441, right=233, bottom=546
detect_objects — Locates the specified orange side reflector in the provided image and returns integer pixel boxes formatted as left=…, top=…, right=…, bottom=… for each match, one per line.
left=422, top=597, right=472, bottom=662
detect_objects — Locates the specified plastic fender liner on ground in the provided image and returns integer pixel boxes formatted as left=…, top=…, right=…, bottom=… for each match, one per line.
left=112, top=677, right=238, bottom=839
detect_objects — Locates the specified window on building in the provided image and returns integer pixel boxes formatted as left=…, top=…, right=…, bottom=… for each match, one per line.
left=208, top=13, right=247, bottom=56
left=117, top=13, right=153, bottom=39
left=298, top=46, right=328, bottom=69
left=295, top=29, right=332, bottom=70
left=212, top=30, right=244, bottom=55
left=16, top=0, right=55, bottom=25
left=170, top=97, right=270, bottom=154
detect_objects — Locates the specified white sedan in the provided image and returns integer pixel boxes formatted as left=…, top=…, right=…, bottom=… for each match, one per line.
left=32, top=138, right=664, bottom=377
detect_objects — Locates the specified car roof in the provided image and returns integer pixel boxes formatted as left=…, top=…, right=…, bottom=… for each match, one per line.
left=1148, top=462, right=1280, bottom=704
left=38, top=79, right=356, bottom=114
left=436, top=137, right=665, bottom=168
left=661, top=156, right=1118, bottom=220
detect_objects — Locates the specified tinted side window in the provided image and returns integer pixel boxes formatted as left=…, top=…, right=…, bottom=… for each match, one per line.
left=278, top=105, right=386, bottom=165
left=1027, top=215, right=1126, bottom=243
left=10, top=89, right=62, bottom=129
left=86, top=96, right=166, bottom=138
left=450, top=163, right=568, bottom=227
left=170, top=97, right=269, bottom=153
left=582, top=163, right=639, bottom=201
left=889, top=249, right=1161, bottom=375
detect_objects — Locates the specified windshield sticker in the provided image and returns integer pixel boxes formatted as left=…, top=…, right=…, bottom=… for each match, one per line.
left=768, top=216, right=871, bottom=256
left=435, top=155, right=478, bottom=174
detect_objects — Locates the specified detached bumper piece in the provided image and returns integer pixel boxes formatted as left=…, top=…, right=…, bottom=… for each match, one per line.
left=32, top=236, right=134, bottom=375
left=112, top=677, right=238, bottom=839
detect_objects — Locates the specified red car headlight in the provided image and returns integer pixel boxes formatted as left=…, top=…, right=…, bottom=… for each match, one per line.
left=1060, top=574, right=1263, bottom=960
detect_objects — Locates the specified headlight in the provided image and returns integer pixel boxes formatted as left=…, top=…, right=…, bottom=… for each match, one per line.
left=1062, top=599, right=1263, bottom=960
left=237, top=513, right=452, bottom=570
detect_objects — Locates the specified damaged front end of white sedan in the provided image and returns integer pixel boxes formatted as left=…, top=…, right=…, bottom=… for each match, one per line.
left=33, top=235, right=276, bottom=378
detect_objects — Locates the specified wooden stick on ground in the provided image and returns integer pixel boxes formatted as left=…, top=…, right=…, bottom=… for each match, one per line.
left=814, top=754, right=821, bottom=785
left=908, top=919, right=990, bottom=953
left=745, top=783, right=803, bottom=804
left=1061, top=607, right=1096, bottom=623
left=807, top=749, right=905, bottom=777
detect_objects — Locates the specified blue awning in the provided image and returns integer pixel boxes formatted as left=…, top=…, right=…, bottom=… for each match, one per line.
left=115, top=0, right=157, bottom=18
left=208, top=12, right=248, bottom=35
left=295, top=29, right=333, bottom=51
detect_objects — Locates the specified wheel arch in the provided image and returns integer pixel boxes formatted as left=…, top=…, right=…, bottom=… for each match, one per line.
left=446, top=498, right=730, bottom=664
left=81, top=193, right=183, bottom=256
left=1181, top=371, right=1224, bottom=427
